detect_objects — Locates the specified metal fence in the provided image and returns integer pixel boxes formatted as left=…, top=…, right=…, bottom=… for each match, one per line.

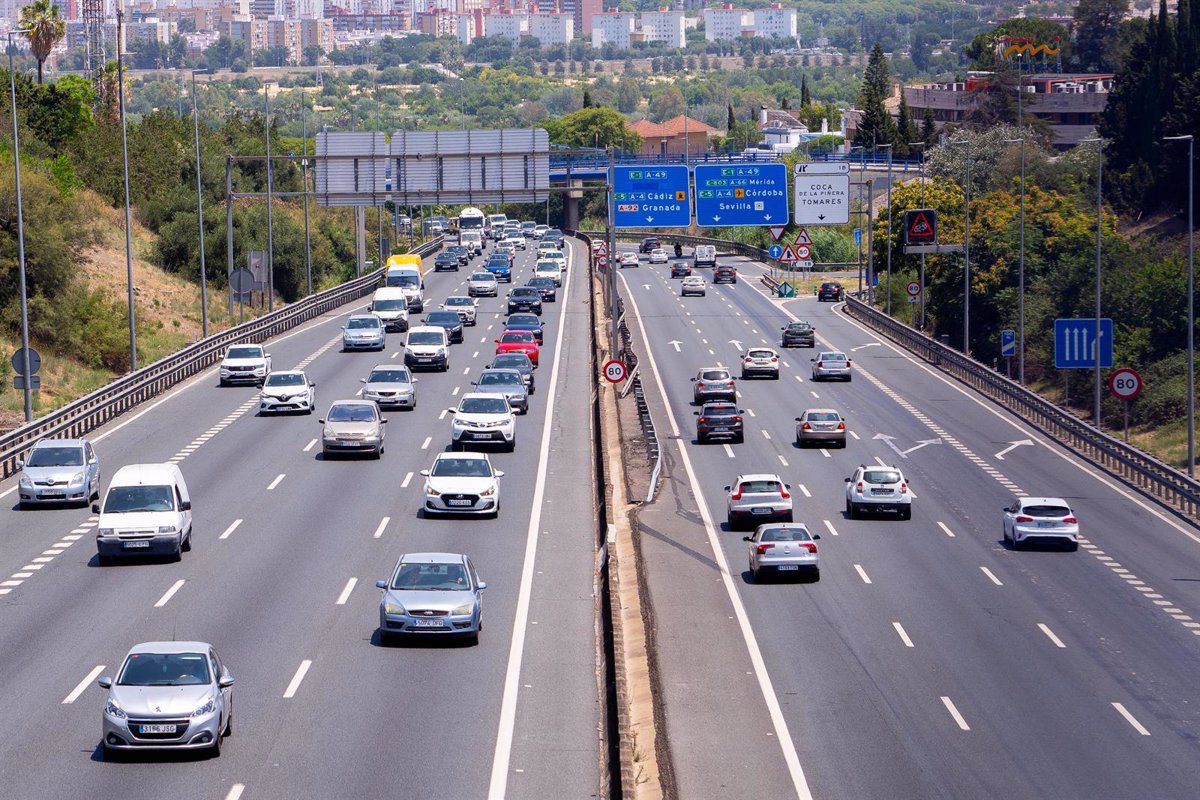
left=0, top=237, right=443, bottom=480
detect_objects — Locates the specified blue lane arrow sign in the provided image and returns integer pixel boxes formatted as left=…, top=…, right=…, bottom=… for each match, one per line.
left=1000, top=329, right=1016, bottom=358
left=853, top=228, right=862, bottom=246
left=612, top=165, right=691, bottom=229
left=1054, top=318, right=1113, bottom=369
left=768, top=244, right=783, bottom=259
left=693, top=163, right=789, bottom=227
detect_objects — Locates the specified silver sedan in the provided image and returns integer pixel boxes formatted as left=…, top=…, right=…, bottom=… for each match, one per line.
left=377, top=552, right=486, bottom=645
left=794, top=409, right=847, bottom=447
left=745, top=523, right=821, bottom=582
left=18, top=438, right=100, bottom=507
left=811, top=351, right=852, bottom=381
left=361, top=365, right=418, bottom=410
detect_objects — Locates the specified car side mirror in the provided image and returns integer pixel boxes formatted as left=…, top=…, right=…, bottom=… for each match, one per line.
left=360, top=378, right=367, bottom=383
left=419, top=469, right=430, bottom=476
left=180, top=500, right=192, bottom=511
left=218, top=675, right=235, bottom=688
left=310, top=382, right=316, bottom=388
left=739, top=409, right=746, bottom=414
left=794, top=417, right=801, bottom=422
left=785, top=484, right=791, bottom=489
left=381, top=419, right=389, bottom=424
left=693, top=411, right=700, bottom=416
left=742, top=536, right=753, bottom=542
left=411, top=378, right=419, bottom=383
left=317, top=419, right=325, bottom=424
left=812, top=533, right=821, bottom=540
left=266, top=353, right=271, bottom=358
left=97, top=676, right=112, bottom=689
left=376, top=580, right=387, bottom=589
left=495, top=470, right=505, bottom=478
left=724, top=485, right=731, bottom=491
left=844, top=477, right=852, bottom=482
left=810, top=358, right=816, bottom=362
left=478, top=581, right=487, bottom=590
left=92, top=503, right=101, bottom=513
left=447, top=408, right=457, bottom=414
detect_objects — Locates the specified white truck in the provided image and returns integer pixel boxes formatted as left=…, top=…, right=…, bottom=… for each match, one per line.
left=694, top=244, right=717, bottom=268
left=385, top=265, right=425, bottom=312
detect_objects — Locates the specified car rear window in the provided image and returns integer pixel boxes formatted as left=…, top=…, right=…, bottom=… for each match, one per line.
left=1021, top=505, right=1072, bottom=518
left=821, top=353, right=847, bottom=362
left=806, top=412, right=840, bottom=421
left=705, top=406, right=738, bottom=416
left=863, top=470, right=901, bottom=485
left=748, top=350, right=774, bottom=358
left=760, top=527, right=811, bottom=542
left=500, top=332, right=535, bottom=343
left=788, top=323, right=812, bottom=332
left=700, top=371, right=730, bottom=381
left=739, top=480, right=781, bottom=493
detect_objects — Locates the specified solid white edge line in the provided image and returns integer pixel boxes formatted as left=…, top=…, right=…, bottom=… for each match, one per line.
left=154, top=579, right=186, bottom=608
left=615, top=269, right=814, bottom=800
left=282, top=660, right=312, bottom=699
left=980, top=566, right=1003, bottom=586
left=373, top=516, right=390, bottom=539
left=224, top=785, right=246, bottom=800
left=854, top=564, right=872, bottom=584
left=487, top=238, right=577, bottom=800
left=1037, top=622, right=1067, bottom=648
left=1112, top=702, right=1151, bottom=735
left=63, top=664, right=105, bottom=704
left=335, top=577, right=358, bottom=605
left=892, top=621, right=914, bottom=647
left=941, top=696, right=971, bottom=731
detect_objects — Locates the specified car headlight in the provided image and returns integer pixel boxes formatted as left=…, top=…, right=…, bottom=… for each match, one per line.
left=451, top=602, right=474, bottom=616
left=69, top=472, right=86, bottom=486
left=191, top=698, right=216, bottom=717
left=479, top=485, right=496, bottom=497
left=158, top=525, right=177, bottom=534
left=98, top=528, right=114, bottom=536
left=384, top=600, right=406, bottom=615
left=426, top=486, right=442, bottom=497
left=19, top=474, right=31, bottom=487
left=105, top=699, right=127, bottom=719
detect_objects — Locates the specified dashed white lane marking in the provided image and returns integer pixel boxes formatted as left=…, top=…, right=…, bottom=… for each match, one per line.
left=391, top=351, right=400, bottom=358
left=336, top=577, right=358, bottom=605
left=762, top=430, right=771, bottom=440
left=267, top=474, right=286, bottom=491
left=942, top=697, right=971, bottom=731
left=220, top=519, right=243, bottom=540
left=980, top=566, right=1003, bottom=586
left=854, top=564, right=872, bottom=584
left=225, top=785, right=245, bottom=800
left=283, top=660, right=313, bottom=699
left=303, top=438, right=317, bottom=452
left=1112, top=702, right=1151, bottom=735
left=63, top=665, right=105, bottom=704
left=463, top=367, right=471, bottom=375
left=810, top=391, right=820, bottom=398
left=723, top=444, right=736, bottom=458
left=778, top=455, right=789, bottom=467
left=797, top=484, right=811, bottom=498
left=373, top=517, right=390, bottom=539
left=937, top=521, right=956, bottom=538
left=401, top=472, right=414, bottom=488
left=439, top=409, right=448, bottom=419
left=893, top=622, right=915, bottom=648
left=1037, top=623, right=1066, bottom=648
left=818, top=448, right=831, bottom=458
left=472, top=351, right=479, bottom=358
left=421, top=437, right=432, bottom=450
left=849, top=431, right=860, bottom=440
left=154, top=579, right=186, bottom=608
left=823, top=519, right=839, bottom=537
left=794, top=375, right=803, bottom=384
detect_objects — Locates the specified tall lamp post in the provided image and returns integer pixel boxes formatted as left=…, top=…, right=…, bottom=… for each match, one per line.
left=1161, top=136, right=1190, bottom=474
left=879, top=143, right=893, bottom=316
left=1002, top=137, right=1026, bottom=384
left=302, top=89, right=312, bottom=296
left=263, top=82, right=275, bottom=312
left=1082, top=137, right=1105, bottom=426
left=908, top=141, right=927, bottom=331
left=7, top=30, right=32, bottom=420
left=117, top=2, right=138, bottom=370
left=950, top=136, right=972, bottom=354
left=191, top=69, right=209, bottom=339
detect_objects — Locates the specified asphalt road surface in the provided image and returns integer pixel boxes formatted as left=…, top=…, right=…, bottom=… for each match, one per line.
left=0, top=240, right=601, bottom=800
left=617, top=246, right=1200, bottom=800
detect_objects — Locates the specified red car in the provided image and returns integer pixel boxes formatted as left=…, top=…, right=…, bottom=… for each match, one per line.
left=495, top=330, right=540, bottom=365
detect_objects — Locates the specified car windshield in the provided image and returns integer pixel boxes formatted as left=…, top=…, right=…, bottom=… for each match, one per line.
left=500, top=332, right=534, bottom=343
left=408, top=332, right=444, bottom=345
left=508, top=315, right=539, bottom=325
left=391, top=562, right=470, bottom=591
left=431, top=458, right=493, bottom=478
left=471, top=274, right=496, bottom=283
left=373, top=300, right=406, bottom=311
left=544, top=251, right=564, bottom=259
left=493, top=355, right=529, bottom=369
left=368, top=369, right=410, bottom=383
left=546, top=229, right=562, bottom=237
left=1021, top=504, right=1072, bottom=518
left=806, top=412, right=840, bottom=422
left=700, top=371, right=730, bottom=381
left=512, top=289, right=539, bottom=298
left=103, top=485, right=174, bottom=513
left=863, top=470, right=901, bottom=485
left=445, top=297, right=471, bottom=306
left=425, top=312, right=459, bottom=324
left=460, top=397, right=509, bottom=414
left=387, top=275, right=420, bottom=288
left=265, top=374, right=305, bottom=387
left=479, top=372, right=522, bottom=387
left=118, top=652, right=210, bottom=687
left=26, top=446, right=85, bottom=467
left=705, top=406, right=738, bottom=417
left=227, top=346, right=262, bottom=359
left=788, top=323, right=812, bottom=332
left=529, top=278, right=552, bottom=287
left=821, top=353, right=847, bottom=362
left=739, top=480, right=781, bottom=493
left=347, top=317, right=380, bottom=329
left=537, top=262, right=558, bottom=270
left=328, top=404, right=377, bottom=422
left=760, top=527, right=811, bottom=542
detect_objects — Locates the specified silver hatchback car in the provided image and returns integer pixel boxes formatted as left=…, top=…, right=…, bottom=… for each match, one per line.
left=99, top=641, right=234, bottom=758
left=361, top=365, right=418, bottom=410
left=811, top=351, right=852, bottom=381
left=342, top=314, right=386, bottom=351
left=377, top=552, right=486, bottom=645
left=745, top=523, right=821, bottom=582
left=795, top=409, right=847, bottom=447
left=18, top=438, right=100, bottom=507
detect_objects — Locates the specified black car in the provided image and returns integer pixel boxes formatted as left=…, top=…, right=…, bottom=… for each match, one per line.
left=694, top=402, right=744, bottom=444
left=434, top=253, right=460, bottom=272
left=526, top=277, right=557, bottom=302
left=491, top=352, right=536, bottom=393
left=818, top=282, right=844, bottom=302
left=542, top=228, right=565, bottom=246
left=713, top=264, right=738, bottom=284
left=639, top=236, right=661, bottom=254
left=507, top=287, right=544, bottom=315
left=781, top=321, right=816, bottom=348
left=505, top=313, right=544, bottom=344
left=423, top=310, right=465, bottom=343
left=445, top=245, right=471, bottom=264
left=671, top=262, right=692, bottom=278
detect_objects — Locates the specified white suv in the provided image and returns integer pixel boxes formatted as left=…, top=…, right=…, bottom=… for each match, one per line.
left=449, top=393, right=517, bottom=451
left=219, top=344, right=271, bottom=386
left=845, top=465, right=912, bottom=519
left=741, top=347, right=780, bottom=380
left=1002, top=497, right=1080, bottom=550
left=725, top=473, right=793, bottom=530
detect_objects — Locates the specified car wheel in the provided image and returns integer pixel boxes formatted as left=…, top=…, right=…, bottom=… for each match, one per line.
left=847, top=502, right=857, bottom=519
left=900, top=508, right=911, bottom=521
left=772, top=372, right=780, bottom=380
left=740, top=372, right=748, bottom=380
left=98, top=554, right=112, bottom=566
left=103, top=743, right=123, bottom=762
left=749, top=565, right=759, bottom=582
left=727, top=513, right=737, bottom=530
left=506, top=437, right=516, bottom=453
left=451, top=440, right=461, bottom=452
left=181, top=529, right=192, bottom=552
left=465, top=631, right=480, bottom=646
left=735, top=434, right=744, bottom=444
left=224, top=707, right=233, bottom=736
left=809, top=567, right=820, bottom=583
left=1069, top=540, right=1080, bottom=552
left=1003, top=526, right=1011, bottom=544
left=698, top=434, right=707, bottom=445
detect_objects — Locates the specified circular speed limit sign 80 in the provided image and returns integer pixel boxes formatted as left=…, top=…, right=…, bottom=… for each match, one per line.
left=603, top=359, right=627, bottom=383
left=1108, top=367, right=1143, bottom=401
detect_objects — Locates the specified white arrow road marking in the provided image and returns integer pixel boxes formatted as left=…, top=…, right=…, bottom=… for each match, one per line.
left=902, top=439, right=941, bottom=455
left=995, top=439, right=1035, bottom=460
left=728, top=339, right=743, bottom=350
left=644, top=284, right=651, bottom=290
left=874, top=433, right=906, bottom=458
left=669, top=340, right=682, bottom=352
left=851, top=342, right=881, bottom=351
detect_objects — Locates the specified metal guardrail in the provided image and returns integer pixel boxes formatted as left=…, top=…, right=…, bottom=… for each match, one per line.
left=0, top=237, right=444, bottom=480
left=842, top=295, right=1200, bottom=520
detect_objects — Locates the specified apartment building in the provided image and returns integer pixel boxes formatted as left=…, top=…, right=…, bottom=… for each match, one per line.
left=529, top=10, right=573, bottom=44
left=751, top=3, right=795, bottom=39
left=591, top=8, right=633, bottom=49
left=482, top=9, right=526, bottom=41
left=703, top=4, right=749, bottom=42
left=640, top=7, right=684, bottom=48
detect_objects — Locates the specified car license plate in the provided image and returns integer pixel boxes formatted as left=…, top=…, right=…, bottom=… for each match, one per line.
left=41, top=492, right=64, bottom=499
left=471, top=433, right=491, bottom=440
left=872, top=489, right=893, bottom=495
left=343, top=442, right=363, bottom=447
left=123, top=540, right=151, bottom=549
left=1038, top=521, right=1057, bottom=528
left=448, top=499, right=472, bottom=507
left=751, top=507, right=772, bottom=515
left=140, top=724, right=176, bottom=734
left=413, top=619, right=445, bottom=628
left=710, top=427, right=728, bottom=433
left=416, top=357, right=432, bottom=362
left=777, top=565, right=800, bottom=571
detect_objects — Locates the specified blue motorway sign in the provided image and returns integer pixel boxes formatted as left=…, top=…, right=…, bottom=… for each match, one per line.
left=612, top=165, right=691, bottom=228
left=853, top=228, right=862, bottom=246
left=693, top=164, right=789, bottom=227
left=1000, top=329, right=1016, bottom=358
left=1054, top=318, right=1113, bottom=369
left=768, top=244, right=783, bottom=260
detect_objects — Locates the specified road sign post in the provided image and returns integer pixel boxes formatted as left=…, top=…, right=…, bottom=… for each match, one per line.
left=793, top=162, right=850, bottom=225
left=903, top=209, right=938, bottom=246
left=612, top=165, right=691, bottom=228
left=1109, top=367, right=1143, bottom=442
left=694, top=164, right=788, bottom=227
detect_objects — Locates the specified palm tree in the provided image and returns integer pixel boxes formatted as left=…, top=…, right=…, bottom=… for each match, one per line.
left=19, top=0, right=66, bottom=84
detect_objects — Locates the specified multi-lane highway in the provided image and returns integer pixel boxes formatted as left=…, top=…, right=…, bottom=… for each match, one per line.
left=618, top=245, right=1200, bottom=800
left=0, top=240, right=601, bottom=799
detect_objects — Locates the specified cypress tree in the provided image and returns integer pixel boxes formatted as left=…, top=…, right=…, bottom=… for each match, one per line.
left=727, top=103, right=736, bottom=130
left=801, top=74, right=812, bottom=107
left=921, top=106, right=936, bottom=144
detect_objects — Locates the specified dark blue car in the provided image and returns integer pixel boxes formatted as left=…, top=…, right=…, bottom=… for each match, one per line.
left=504, top=313, right=544, bottom=344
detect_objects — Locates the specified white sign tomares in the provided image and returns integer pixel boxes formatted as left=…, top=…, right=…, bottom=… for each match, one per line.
left=793, top=164, right=850, bottom=225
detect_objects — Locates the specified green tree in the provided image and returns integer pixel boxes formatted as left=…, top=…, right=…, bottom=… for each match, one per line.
left=302, top=44, right=322, bottom=67
left=852, top=43, right=897, bottom=148
left=965, top=18, right=1071, bottom=71
left=895, top=93, right=919, bottom=156
left=1073, top=0, right=1132, bottom=71
left=921, top=106, right=937, bottom=144
left=650, top=85, right=685, bottom=121
left=616, top=77, right=641, bottom=113
left=543, top=107, right=642, bottom=151
left=19, top=0, right=66, bottom=84
left=800, top=74, right=812, bottom=108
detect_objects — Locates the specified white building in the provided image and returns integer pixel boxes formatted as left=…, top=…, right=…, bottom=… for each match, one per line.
left=529, top=11, right=574, bottom=45
left=640, top=8, right=684, bottom=48
left=703, top=5, right=750, bottom=42
left=591, top=9, right=634, bottom=49
left=455, top=12, right=478, bottom=44
left=482, top=11, right=526, bottom=42
left=751, top=3, right=796, bottom=40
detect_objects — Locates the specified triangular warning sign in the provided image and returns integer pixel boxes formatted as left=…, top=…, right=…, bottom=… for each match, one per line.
left=779, top=245, right=798, bottom=263
left=792, top=228, right=812, bottom=246
left=907, top=212, right=934, bottom=239
left=594, top=242, right=608, bottom=254
left=768, top=226, right=786, bottom=241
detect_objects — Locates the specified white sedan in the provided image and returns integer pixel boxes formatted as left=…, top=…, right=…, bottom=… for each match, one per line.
left=259, top=370, right=316, bottom=414
left=681, top=275, right=706, bottom=297
left=648, top=248, right=669, bottom=264
left=534, top=261, right=563, bottom=286
left=1002, top=497, right=1080, bottom=550
left=503, top=235, right=527, bottom=250
left=420, top=452, right=504, bottom=518
left=441, top=295, right=478, bottom=325
left=619, top=252, right=640, bottom=268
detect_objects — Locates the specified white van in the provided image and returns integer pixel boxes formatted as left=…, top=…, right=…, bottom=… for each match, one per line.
left=94, top=463, right=193, bottom=563
left=385, top=266, right=425, bottom=312
left=369, top=287, right=410, bottom=332
left=694, top=244, right=717, bottom=268
left=404, top=326, right=450, bottom=372
left=487, top=214, right=508, bottom=240
left=460, top=230, right=484, bottom=255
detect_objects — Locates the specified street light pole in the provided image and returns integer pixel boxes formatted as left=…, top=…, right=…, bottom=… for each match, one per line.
left=302, top=89, right=312, bottom=296
left=117, top=4, right=137, bottom=371
left=908, top=141, right=926, bottom=331
left=263, top=82, right=275, bottom=312
left=950, top=137, right=971, bottom=353
left=1166, top=134, right=1195, bottom=475
left=1003, top=137, right=1026, bottom=383
left=879, top=143, right=893, bottom=317
left=191, top=69, right=209, bottom=339
left=1083, top=137, right=1105, bottom=426
left=7, top=30, right=32, bottom=420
